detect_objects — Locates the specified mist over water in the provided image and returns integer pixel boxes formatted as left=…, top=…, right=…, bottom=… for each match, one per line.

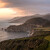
left=0, top=22, right=22, bottom=28
left=0, top=22, right=28, bottom=42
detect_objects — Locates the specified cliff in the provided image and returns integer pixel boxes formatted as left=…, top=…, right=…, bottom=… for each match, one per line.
left=6, top=17, right=50, bottom=32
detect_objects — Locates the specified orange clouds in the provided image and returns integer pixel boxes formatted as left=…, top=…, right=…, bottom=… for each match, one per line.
left=0, top=8, right=26, bottom=20
left=0, top=0, right=25, bottom=17
left=0, top=0, right=8, bottom=8
left=0, top=8, right=16, bottom=16
left=12, top=8, right=26, bottom=16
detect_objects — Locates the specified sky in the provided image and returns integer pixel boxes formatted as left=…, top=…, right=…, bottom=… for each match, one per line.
left=0, top=0, right=50, bottom=20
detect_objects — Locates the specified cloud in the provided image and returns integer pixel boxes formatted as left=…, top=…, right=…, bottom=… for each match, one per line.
left=0, top=0, right=8, bottom=8
left=0, top=0, right=50, bottom=15
left=1, top=0, right=50, bottom=7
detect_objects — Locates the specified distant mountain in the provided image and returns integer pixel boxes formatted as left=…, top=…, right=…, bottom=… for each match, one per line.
left=24, top=17, right=50, bottom=27
left=9, top=14, right=42, bottom=23
left=43, top=14, right=50, bottom=21
left=6, top=17, right=50, bottom=32
left=9, top=14, right=50, bottom=23
left=9, top=17, right=21, bottom=22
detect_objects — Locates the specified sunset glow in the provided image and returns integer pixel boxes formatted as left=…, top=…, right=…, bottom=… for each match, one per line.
left=0, top=1, right=8, bottom=8
left=0, top=0, right=50, bottom=21
left=0, top=8, right=25, bottom=20
left=0, top=8, right=16, bottom=15
left=0, top=8, right=17, bottom=19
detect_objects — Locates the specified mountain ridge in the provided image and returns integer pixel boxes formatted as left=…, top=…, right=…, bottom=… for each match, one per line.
left=9, top=14, right=42, bottom=23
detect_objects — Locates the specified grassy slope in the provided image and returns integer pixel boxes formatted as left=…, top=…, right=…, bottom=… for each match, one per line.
left=45, top=36, right=50, bottom=50
left=0, top=37, right=49, bottom=50
left=34, top=27, right=50, bottom=31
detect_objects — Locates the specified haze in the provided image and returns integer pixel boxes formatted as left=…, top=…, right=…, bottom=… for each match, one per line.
left=0, top=0, right=50, bottom=21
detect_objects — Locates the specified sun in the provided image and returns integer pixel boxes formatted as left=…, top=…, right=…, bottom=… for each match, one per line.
left=0, top=8, right=25, bottom=20
left=0, top=8, right=17, bottom=20
left=0, top=8, right=16, bottom=16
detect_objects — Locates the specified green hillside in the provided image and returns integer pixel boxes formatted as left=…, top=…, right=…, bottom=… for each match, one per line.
left=45, top=36, right=50, bottom=50
left=0, top=37, right=49, bottom=50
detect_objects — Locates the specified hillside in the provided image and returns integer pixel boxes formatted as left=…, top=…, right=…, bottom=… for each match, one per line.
left=24, top=17, right=50, bottom=27
left=45, top=35, right=50, bottom=50
left=9, top=14, right=50, bottom=23
left=9, top=17, right=21, bottom=22
left=0, top=37, right=49, bottom=50
left=43, top=14, right=50, bottom=21
left=6, top=17, right=50, bottom=33
left=10, top=14, right=42, bottom=23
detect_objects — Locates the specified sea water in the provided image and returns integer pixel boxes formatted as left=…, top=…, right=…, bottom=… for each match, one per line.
left=0, top=22, right=28, bottom=42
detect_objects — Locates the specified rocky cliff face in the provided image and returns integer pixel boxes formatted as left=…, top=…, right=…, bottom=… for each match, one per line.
left=6, top=24, right=36, bottom=32
left=6, top=17, right=50, bottom=32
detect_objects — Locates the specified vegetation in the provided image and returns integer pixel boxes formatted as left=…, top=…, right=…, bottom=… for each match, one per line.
left=3, top=17, right=50, bottom=50
left=45, top=36, right=50, bottom=50
left=24, top=17, right=50, bottom=27
left=45, top=36, right=50, bottom=41
left=33, top=31, right=50, bottom=37
left=34, top=27, right=50, bottom=31
left=43, top=14, right=50, bottom=21
left=0, top=37, right=49, bottom=50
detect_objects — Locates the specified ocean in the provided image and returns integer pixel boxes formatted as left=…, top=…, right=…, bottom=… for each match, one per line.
left=0, top=22, right=28, bottom=42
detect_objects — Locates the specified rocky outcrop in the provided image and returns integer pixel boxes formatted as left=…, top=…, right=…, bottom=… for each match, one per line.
left=6, top=24, right=36, bottom=32
left=6, top=17, right=50, bottom=32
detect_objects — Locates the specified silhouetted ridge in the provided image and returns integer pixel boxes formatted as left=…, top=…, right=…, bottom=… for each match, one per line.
left=43, top=14, right=50, bottom=20
left=24, top=17, right=50, bottom=27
